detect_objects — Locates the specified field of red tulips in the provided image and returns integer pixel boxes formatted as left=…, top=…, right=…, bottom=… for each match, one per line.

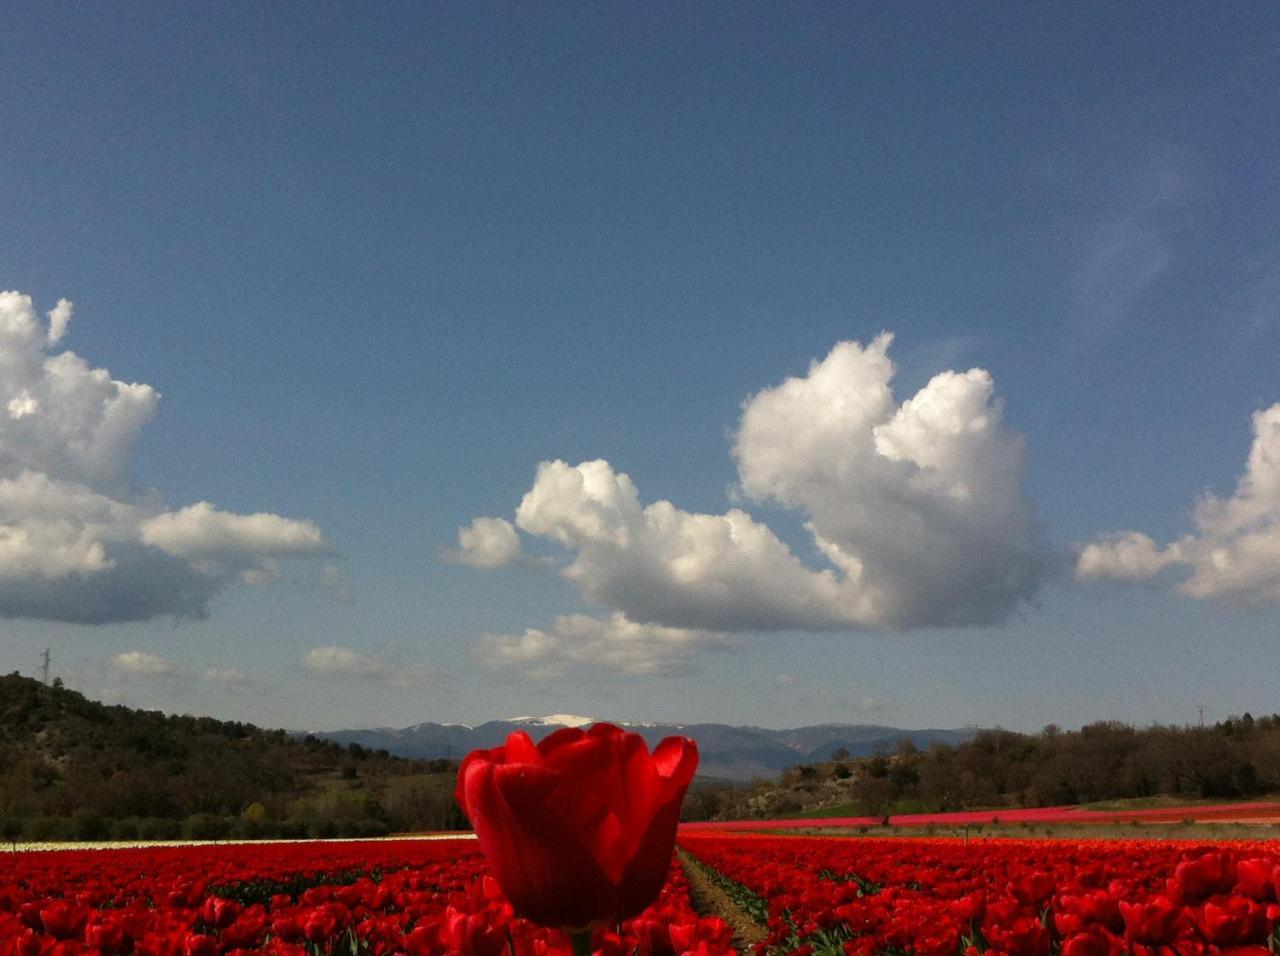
left=679, top=833, right=1280, bottom=956
left=12, top=833, right=1280, bottom=956
left=0, top=839, right=733, bottom=956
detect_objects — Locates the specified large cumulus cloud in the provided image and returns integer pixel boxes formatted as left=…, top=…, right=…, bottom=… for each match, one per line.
left=0, top=291, right=329, bottom=623
left=477, top=612, right=727, bottom=678
left=1078, top=404, right=1280, bottom=605
left=734, top=333, right=1045, bottom=629
left=463, top=334, right=1049, bottom=672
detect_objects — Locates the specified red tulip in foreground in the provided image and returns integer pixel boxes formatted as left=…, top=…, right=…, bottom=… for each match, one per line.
left=455, top=722, right=699, bottom=944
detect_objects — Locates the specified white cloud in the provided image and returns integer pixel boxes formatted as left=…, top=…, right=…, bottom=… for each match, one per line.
left=734, top=334, right=1045, bottom=629
left=302, top=645, right=384, bottom=678
left=112, top=651, right=172, bottom=675
left=0, top=474, right=118, bottom=578
left=515, top=458, right=850, bottom=632
left=46, top=299, right=72, bottom=347
left=448, top=516, right=521, bottom=568
left=301, top=645, right=435, bottom=688
left=1076, top=531, right=1179, bottom=583
left=140, top=502, right=326, bottom=559
left=460, top=335, right=1049, bottom=671
left=0, top=292, right=158, bottom=491
left=203, top=667, right=246, bottom=682
left=239, top=561, right=282, bottom=586
left=1078, top=404, right=1280, bottom=606
left=7, top=391, right=38, bottom=420
left=0, top=292, right=329, bottom=623
left=477, top=612, right=725, bottom=678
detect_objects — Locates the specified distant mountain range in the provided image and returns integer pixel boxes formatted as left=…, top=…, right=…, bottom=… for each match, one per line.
left=311, top=715, right=976, bottom=781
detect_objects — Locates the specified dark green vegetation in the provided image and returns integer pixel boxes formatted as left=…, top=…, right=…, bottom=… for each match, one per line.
left=683, top=717, right=1280, bottom=821
left=209, top=868, right=383, bottom=906
left=0, top=673, right=464, bottom=842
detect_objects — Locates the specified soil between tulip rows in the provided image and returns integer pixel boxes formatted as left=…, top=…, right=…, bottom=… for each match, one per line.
left=677, top=849, right=767, bottom=953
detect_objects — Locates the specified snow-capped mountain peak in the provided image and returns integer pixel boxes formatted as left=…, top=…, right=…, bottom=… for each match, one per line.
left=506, top=714, right=597, bottom=728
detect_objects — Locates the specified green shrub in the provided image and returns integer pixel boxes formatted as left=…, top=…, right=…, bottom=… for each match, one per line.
left=138, top=817, right=182, bottom=840
left=24, top=815, right=70, bottom=841
left=0, top=815, right=22, bottom=845
left=182, top=813, right=231, bottom=840
left=70, top=809, right=109, bottom=841
left=110, top=817, right=140, bottom=841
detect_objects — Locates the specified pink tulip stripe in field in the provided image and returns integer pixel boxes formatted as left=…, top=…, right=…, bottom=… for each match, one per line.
left=680, top=800, right=1280, bottom=831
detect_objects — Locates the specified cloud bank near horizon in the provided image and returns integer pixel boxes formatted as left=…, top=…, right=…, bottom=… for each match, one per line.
left=1078, top=403, right=1280, bottom=605
left=0, top=291, right=329, bottom=623
left=461, top=334, right=1051, bottom=673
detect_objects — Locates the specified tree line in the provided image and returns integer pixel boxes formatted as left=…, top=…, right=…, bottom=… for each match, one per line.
left=682, top=715, right=1280, bottom=821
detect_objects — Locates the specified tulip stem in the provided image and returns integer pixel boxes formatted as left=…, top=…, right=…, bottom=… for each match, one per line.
left=570, top=929, right=593, bottom=956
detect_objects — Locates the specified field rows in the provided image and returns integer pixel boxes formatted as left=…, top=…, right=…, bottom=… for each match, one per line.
left=0, top=839, right=732, bottom=956
left=680, top=833, right=1280, bottom=955
left=10, top=833, right=1280, bottom=954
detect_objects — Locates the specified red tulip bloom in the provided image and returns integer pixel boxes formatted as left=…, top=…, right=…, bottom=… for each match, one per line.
left=1172, top=852, right=1235, bottom=903
left=456, top=722, right=699, bottom=930
left=38, top=901, right=89, bottom=941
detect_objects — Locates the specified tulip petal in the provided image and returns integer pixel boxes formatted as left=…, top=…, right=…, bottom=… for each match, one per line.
left=465, top=758, right=616, bottom=928
left=614, top=770, right=690, bottom=920
left=459, top=724, right=700, bottom=930
left=504, top=730, right=545, bottom=766
left=454, top=742, right=508, bottom=813
left=652, top=736, right=698, bottom=789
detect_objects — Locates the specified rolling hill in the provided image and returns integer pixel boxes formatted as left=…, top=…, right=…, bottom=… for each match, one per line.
left=0, top=673, right=461, bottom=841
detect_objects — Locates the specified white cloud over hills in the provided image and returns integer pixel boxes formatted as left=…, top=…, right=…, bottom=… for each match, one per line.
left=0, top=291, right=329, bottom=623
left=462, top=334, right=1050, bottom=673
left=478, top=612, right=728, bottom=678
left=111, top=650, right=173, bottom=675
left=301, top=645, right=434, bottom=688
left=1078, top=404, right=1280, bottom=605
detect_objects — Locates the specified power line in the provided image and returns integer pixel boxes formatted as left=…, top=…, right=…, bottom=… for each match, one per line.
left=40, top=648, right=50, bottom=685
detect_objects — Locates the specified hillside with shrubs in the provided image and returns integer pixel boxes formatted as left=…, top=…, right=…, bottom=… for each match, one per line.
left=683, top=717, right=1280, bottom=821
left=0, top=673, right=463, bottom=842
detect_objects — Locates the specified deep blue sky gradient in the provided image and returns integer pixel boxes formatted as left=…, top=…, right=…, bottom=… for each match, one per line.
left=2, top=4, right=1279, bottom=731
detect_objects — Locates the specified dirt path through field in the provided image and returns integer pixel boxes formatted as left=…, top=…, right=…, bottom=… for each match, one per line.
left=677, top=849, right=766, bottom=953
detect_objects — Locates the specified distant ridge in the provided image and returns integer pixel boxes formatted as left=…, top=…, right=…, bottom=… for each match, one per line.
left=312, top=715, right=975, bottom=781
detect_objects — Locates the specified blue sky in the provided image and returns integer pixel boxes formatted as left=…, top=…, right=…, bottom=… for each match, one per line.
left=2, top=4, right=1279, bottom=732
